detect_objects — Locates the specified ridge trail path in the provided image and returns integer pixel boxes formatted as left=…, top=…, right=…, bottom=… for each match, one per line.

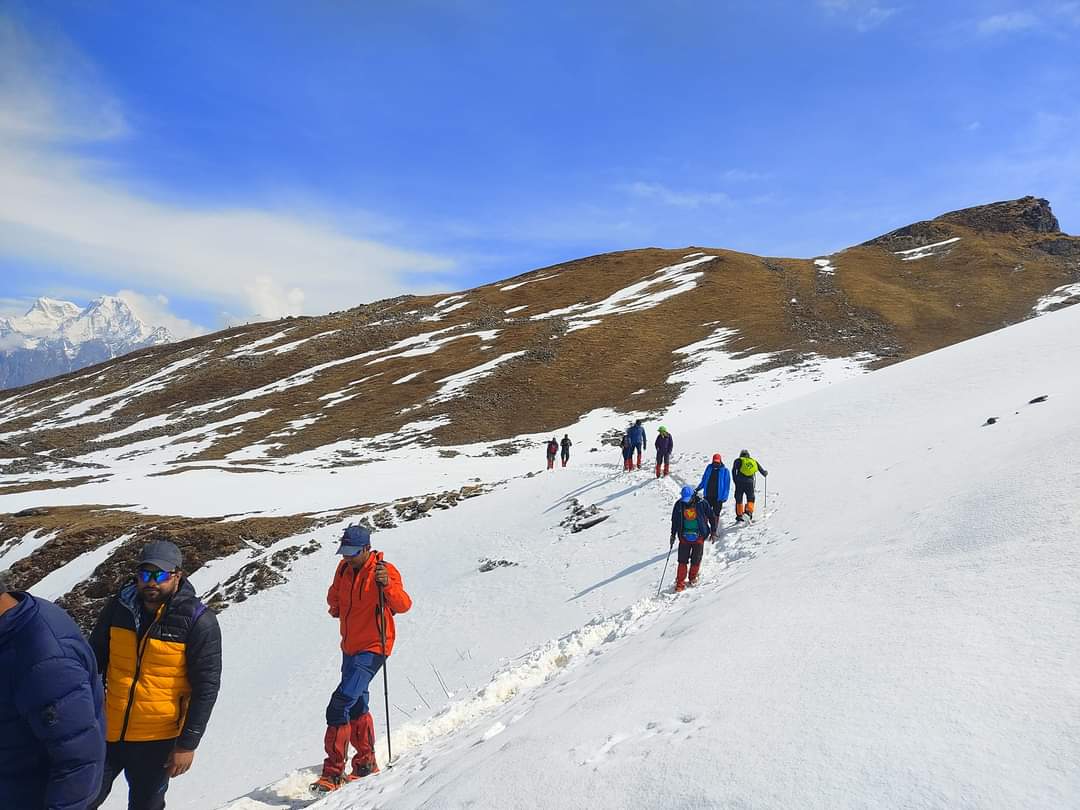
left=217, top=459, right=783, bottom=810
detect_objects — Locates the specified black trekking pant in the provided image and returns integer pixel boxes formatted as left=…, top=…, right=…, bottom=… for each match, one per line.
left=91, top=739, right=175, bottom=810
left=561, top=450, right=570, bottom=464
left=705, top=496, right=724, bottom=533
left=677, top=540, right=705, bottom=566
left=734, top=479, right=755, bottom=506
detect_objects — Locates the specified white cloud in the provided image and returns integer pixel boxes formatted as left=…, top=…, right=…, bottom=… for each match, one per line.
left=976, top=11, right=1041, bottom=35
left=0, top=14, right=455, bottom=324
left=818, top=0, right=899, bottom=32
left=0, top=17, right=127, bottom=142
left=114, top=290, right=206, bottom=340
left=620, top=181, right=731, bottom=209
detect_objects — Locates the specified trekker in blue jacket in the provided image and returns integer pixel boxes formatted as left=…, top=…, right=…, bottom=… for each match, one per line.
left=627, top=420, right=647, bottom=469
left=696, top=454, right=731, bottom=538
left=0, top=574, right=106, bottom=810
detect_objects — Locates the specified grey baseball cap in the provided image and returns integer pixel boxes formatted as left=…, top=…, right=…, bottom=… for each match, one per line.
left=139, top=539, right=183, bottom=572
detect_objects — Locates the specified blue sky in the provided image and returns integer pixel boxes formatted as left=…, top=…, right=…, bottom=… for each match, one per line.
left=2, top=1, right=1079, bottom=335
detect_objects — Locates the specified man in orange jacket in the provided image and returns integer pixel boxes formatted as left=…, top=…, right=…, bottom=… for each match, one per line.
left=311, top=525, right=412, bottom=794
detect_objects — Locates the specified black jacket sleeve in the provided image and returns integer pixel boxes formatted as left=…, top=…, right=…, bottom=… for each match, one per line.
left=178, top=610, right=222, bottom=750
left=88, top=599, right=115, bottom=683
left=670, top=502, right=680, bottom=538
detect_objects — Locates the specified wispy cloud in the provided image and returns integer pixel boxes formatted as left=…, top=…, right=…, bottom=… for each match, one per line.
left=619, top=181, right=731, bottom=209
left=114, top=290, right=206, bottom=339
left=817, top=0, right=899, bottom=32
left=976, top=11, right=1041, bottom=35
left=0, top=14, right=455, bottom=325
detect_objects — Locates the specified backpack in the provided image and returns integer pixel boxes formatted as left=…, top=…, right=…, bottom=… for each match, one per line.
left=547, top=441, right=558, bottom=454
left=681, top=501, right=703, bottom=541
left=738, top=457, right=758, bottom=477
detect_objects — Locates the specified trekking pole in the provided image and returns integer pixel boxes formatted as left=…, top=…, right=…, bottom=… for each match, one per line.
left=376, top=585, right=393, bottom=766
left=763, top=475, right=767, bottom=516
left=657, top=542, right=673, bottom=596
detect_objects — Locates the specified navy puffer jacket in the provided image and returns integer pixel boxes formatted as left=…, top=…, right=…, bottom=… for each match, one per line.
left=0, top=592, right=105, bottom=810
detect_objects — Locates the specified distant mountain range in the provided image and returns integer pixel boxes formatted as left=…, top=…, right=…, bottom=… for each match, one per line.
left=0, top=296, right=173, bottom=389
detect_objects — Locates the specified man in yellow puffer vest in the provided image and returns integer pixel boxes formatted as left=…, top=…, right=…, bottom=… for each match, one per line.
left=89, top=540, right=222, bottom=810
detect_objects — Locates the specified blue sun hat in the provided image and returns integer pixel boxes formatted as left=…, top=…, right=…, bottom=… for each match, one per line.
left=680, top=485, right=694, bottom=503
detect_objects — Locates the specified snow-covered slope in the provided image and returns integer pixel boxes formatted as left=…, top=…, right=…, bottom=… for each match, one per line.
left=0, top=295, right=173, bottom=388
left=156, top=304, right=1080, bottom=809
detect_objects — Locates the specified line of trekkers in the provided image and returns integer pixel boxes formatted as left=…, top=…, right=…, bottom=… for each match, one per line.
left=668, top=449, right=768, bottom=591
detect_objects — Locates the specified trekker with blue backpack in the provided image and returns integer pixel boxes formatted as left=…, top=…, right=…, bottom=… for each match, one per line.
left=696, top=454, right=731, bottom=538
left=732, top=450, right=768, bottom=522
left=669, top=486, right=715, bottom=591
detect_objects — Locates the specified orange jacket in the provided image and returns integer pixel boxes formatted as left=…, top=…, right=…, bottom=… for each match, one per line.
left=327, top=552, right=412, bottom=656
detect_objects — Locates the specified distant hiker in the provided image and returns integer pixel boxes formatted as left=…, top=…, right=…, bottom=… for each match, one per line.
left=1, top=573, right=106, bottom=810
left=89, top=540, right=222, bottom=810
left=560, top=434, right=572, bottom=467
left=654, top=426, right=673, bottom=478
left=620, top=432, right=635, bottom=472
left=312, top=525, right=412, bottom=794
left=732, top=449, right=768, bottom=522
left=696, top=454, right=731, bottom=538
left=546, top=438, right=559, bottom=470
left=627, top=419, right=647, bottom=469
left=669, top=486, right=715, bottom=591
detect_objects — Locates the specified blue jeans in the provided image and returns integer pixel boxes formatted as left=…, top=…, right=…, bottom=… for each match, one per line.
left=326, top=652, right=385, bottom=726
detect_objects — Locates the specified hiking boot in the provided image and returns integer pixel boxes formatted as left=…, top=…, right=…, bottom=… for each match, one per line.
left=349, top=759, right=380, bottom=780
left=311, top=775, right=345, bottom=793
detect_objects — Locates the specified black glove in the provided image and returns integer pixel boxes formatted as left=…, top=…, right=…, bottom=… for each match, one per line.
left=761, top=470, right=768, bottom=478
left=669, top=536, right=675, bottom=549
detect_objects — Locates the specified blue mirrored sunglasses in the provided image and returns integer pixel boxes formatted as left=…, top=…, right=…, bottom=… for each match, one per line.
left=137, top=569, right=174, bottom=584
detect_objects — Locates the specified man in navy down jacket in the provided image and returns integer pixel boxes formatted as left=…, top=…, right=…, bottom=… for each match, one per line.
left=0, top=573, right=106, bottom=809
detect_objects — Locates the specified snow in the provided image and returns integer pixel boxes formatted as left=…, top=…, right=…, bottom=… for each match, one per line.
left=430, top=351, right=527, bottom=401
left=364, top=330, right=501, bottom=366
left=29, top=534, right=131, bottom=601
left=529, top=257, right=714, bottom=326
left=893, top=236, right=961, bottom=261
left=439, top=301, right=470, bottom=314
left=392, top=372, right=425, bottom=385
left=500, top=274, right=556, bottom=292
left=433, top=295, right=466, bottom=309
left=504, top=305, right=529, bottom=314
left=196, top=304, right=1080, bottom=810
left=1033, top=281, right=1080, bottom=314
left=8, top=296, right=1080, bottom=808
left=227, top=329, right=296, bottom=357
left=244, top=330, right=341, bottom=357
left=92, top=413, right=177, bottom=442
left=45, top=352, right=210, bottom=426
left=815, top=257, right=836, bottom=275
left=0, top=529, right=58, bottom=570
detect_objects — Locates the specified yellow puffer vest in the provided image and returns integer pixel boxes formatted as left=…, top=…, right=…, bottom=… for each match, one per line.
left=103, top=585, right=200, bottom=742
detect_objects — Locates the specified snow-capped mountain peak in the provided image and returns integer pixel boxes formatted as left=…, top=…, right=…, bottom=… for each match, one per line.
left=0, top=295, right=175, bottom=388
left=10, top=297, right=84, bottom=338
